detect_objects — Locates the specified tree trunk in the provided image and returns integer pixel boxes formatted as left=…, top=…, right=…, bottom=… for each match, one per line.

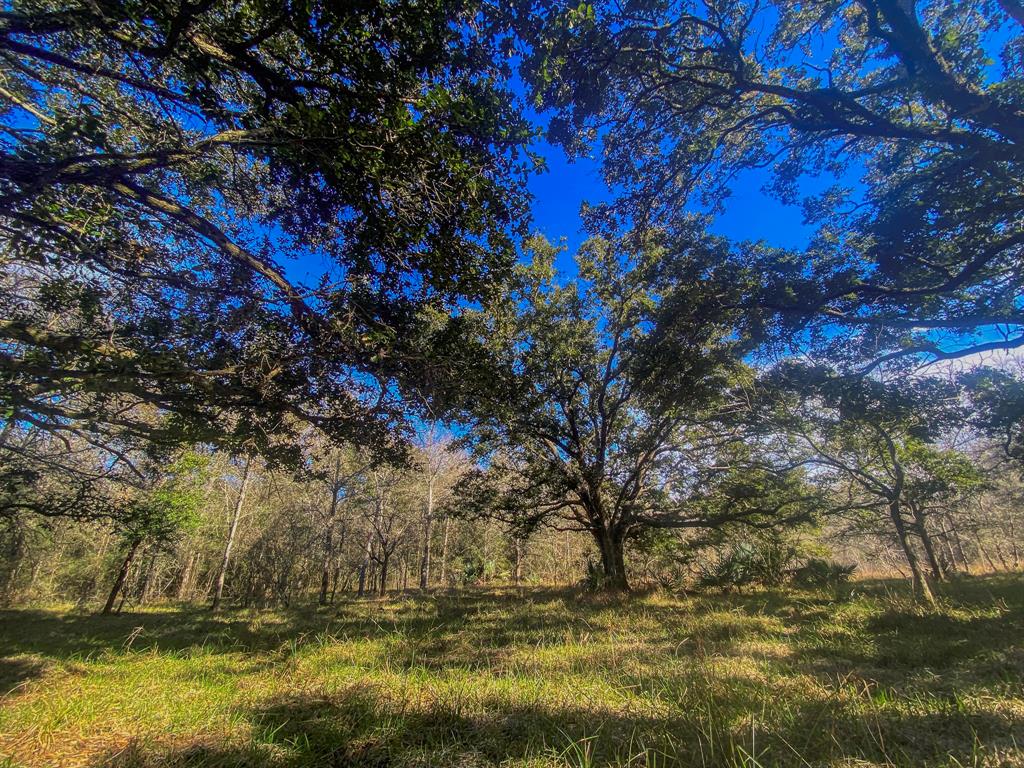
left=138, top=550, right=158, bottom=603
left=594, top=526, right=629, bottom=591
left=512, top=537, right=523, bottom=586
left=419, top=476, right=434, bottom=590
left=103, top=538, right=141, bottom=615
left=947, top=514, right=971, bottom=572
left=319, top=455, right=342, bottom=606
left=358, top=494, right=383, bottom=597
left=993, top=540, right=1011, bottom=570
left=1011, top=522, right=1020, bottom=569
left=329, top=516, right=348, bottom=603
left=889, top=501, right=935, bottom=605
left=176, top=551, right=196, bottom=600
left=439, top=516, right=451, bottom=588
left=937, top=524, right=959, bottom=574
left=975, top=530, right=999, bottom=572
left=330, top=565, right=342, bottom=602
left=378, top=550, right=390, bottom=596
left=211, top=457, right=251, bottom=612
left=910, top=505, right=946, bottom=582
left=318, top=525, right=334, bottom=606
left=564, top=531, right=571, bottom=583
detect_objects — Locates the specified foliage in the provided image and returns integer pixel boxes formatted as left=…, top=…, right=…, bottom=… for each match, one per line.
left=0, top=425, right=137, bottom=521
left=962, top=366, right=1024, bottom=463
left=0, top=0, right=1019, bottom=646
left=901, top=441, right=986, bottom=515
left=0, top=0, right=535, bottom=466
left=757, top=361, right=975, bottom=602
left=519, top=0, right=1024, bottom=367
left=695, top=530, right=802, bottom=592
left=792, top=558, right=858, bottom=590
left=440, top=230, right=812, bottom=589
left=117, top=451, right=209, bottom=547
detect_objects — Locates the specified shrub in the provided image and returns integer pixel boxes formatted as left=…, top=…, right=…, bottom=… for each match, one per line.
left=792, top=558, right=856, bottom=589
left=697, top=537, right=800, bottom=592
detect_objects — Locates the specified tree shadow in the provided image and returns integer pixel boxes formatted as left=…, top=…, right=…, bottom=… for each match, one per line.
left=85, top=681, right=1023, bottom=768
left=0, top=599, right=456, bottom=662
left=5, top=576, right=1024, bottom=767
left=0, top=655, right=48, bottom=693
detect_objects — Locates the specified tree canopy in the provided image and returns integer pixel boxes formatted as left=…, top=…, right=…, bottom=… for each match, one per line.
left=0, top=0, right=535, bottom=466
left=0, top=0, right=1021, bottom=601
left=518, top=0, right=1023, bottom=367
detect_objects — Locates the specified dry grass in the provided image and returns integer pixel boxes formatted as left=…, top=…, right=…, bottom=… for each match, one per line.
left=0, top=574, right=1022, bottom=767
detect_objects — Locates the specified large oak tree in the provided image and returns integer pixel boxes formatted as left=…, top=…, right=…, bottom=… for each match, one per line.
left=443, top=230, right=815, bottom=589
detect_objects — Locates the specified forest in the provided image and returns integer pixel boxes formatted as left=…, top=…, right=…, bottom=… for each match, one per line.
left=0, top=0, right=1022, bottom=766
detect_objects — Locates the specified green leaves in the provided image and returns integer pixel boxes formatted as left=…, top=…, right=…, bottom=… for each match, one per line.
left=0, top=0, right=541, bottom=481
left=517, top=0, right=1024, bottom=367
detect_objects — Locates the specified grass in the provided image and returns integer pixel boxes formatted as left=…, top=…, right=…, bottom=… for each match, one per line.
left=0, top=574, right=1022, bottom=767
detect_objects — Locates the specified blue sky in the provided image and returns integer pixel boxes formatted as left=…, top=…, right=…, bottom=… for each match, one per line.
left=526, top=137, right=820, bottom=269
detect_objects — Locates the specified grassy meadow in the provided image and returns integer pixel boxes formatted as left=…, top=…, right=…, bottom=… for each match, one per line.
left=0, top=574, right=1022, bottom=768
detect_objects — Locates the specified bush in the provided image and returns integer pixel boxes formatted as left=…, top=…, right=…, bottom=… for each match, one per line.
left=697, top=545, right=757, bottom=591
left=792, top=558, right=856, bottom=589
left=696, top=542, right=855, bottom=594
left=582, top=557, right=613, bottom=591
left=697, top=537, right=800, bottom=592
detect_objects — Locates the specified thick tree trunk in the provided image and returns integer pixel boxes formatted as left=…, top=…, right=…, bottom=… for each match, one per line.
left=419, top=477, right=434, bottom=590
left=103, top=538, right=141, bottom=615
left=211, top=457, right=251, bottom=612
left=594, top=526, right=629, bottom=591
left=889, top=501, right=935, bottom=605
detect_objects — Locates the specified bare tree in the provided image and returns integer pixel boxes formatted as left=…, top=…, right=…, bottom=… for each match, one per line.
left=211, top=457, right=252, bottom=612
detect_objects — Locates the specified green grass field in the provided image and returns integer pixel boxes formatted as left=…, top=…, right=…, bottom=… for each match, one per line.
left=0, top=574, right=1022, bottom=768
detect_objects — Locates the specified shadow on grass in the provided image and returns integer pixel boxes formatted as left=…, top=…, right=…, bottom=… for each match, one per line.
left=2, top=576, right=1021, bottom=672
left=87, top=681, right=1024, bottom=768
left=0, top=595, right=461, bottom=660
left=0, top=587, right=627, bottom=666
left=659, top=573, right=1024, bottom=672
left=4, top=575, right=1023, bottom=767
left=0, top=655, right=48, bottom=692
